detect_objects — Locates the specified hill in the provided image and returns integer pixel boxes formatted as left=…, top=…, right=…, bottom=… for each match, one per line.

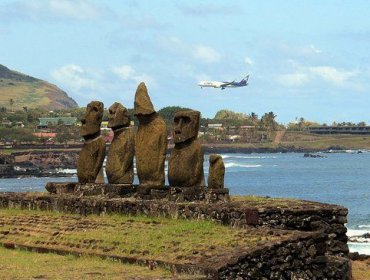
left=0, top=64, right=78, bottom=111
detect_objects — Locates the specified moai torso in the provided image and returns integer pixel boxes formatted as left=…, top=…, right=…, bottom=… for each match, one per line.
left=77, top=137, right=106, bottom=184
left=135, top=115, right=167, bottom=187
left=168, top=110, right=204, bottom=188
left=106, top=102, right=135, bottom=185
left=134, top=82, right=167, bottom=188
left=207, top=154, right=225, bottom=189
left=77, top=101, right=106, bottom=184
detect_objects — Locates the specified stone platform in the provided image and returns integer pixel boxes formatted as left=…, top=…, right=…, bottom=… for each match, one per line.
left=0, top=192, right=351, bottom=279
left=44, top=182, right=230, bottom=203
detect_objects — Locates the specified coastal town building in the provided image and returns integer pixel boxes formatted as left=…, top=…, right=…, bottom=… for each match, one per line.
left=309, top=126, right=370, bottom=135
left=37, top=117, right=77, bottom=129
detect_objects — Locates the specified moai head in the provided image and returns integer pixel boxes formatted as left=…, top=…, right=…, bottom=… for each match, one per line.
left=108, top=102, right=130, bottom=130
left=134, top=82, right=155, bottom=123
left=173, top=110, right=200, bottom=144
left=80, top=101, right=104, bottom=139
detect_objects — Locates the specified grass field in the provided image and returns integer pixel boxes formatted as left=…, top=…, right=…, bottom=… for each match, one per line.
left=0, top=209, right=279, bottom=266
left=0, top=246, right=175, bottom=280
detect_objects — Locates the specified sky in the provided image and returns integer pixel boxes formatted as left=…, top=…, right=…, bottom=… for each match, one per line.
left=1, top=0, right=370, bottom=124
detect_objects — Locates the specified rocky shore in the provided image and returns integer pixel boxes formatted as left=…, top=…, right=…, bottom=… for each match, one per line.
left=0, top=151, right=78, bottom=178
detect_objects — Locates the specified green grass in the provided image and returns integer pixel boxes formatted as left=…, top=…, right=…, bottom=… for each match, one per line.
left=0, top=209, right=279, bottom=266
left=0, top=246, right=175, bottom=279
left=0, top=79, right=49, bottom=109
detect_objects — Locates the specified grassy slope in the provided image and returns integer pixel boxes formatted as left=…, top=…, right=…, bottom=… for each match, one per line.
left=0, top=78, right=50, bottom=109
left=0, top=246, right=173, bottom=280
left=0, top=65, right=77, bottom=110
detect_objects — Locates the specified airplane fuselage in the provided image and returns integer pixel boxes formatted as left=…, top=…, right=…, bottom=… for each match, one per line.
left=198, top=75, right=249, bottom=90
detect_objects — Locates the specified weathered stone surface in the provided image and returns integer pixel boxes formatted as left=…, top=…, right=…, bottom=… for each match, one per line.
left=207, top=154, right=225, bottom=189
left=80, top=101, right=104, bottom=138
left=77, top=101, right=106, bottom=184
left=168, top=110, right=204, bottom=188
left=106, top=102, right=135, bottom=184
left=45, top=182, right=135, bottom=197
left=134, top=82, right=167, bottom=190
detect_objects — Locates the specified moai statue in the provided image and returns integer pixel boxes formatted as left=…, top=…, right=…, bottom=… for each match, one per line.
left=168, top=110, right=204, bottom=188
left=208, top=154, right=225, bottom=189
left=134, top=82, right=167, bottom=190
left=106, top=102, right=135, bottom=185
left=77, top=101, right=106, bottom=184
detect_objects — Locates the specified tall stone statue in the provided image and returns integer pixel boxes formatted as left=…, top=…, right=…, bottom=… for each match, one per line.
left=134, top=82, right=167, bottom=190
left=77, top=101, right=106, bottom=184
left=168, top=110, right=204, bottom=188
left=208, top=154, right=225, bottom=189
left=106, top=102, right=135, bottom=185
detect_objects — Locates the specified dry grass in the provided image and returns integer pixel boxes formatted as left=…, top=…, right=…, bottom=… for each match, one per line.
left=352, top=259, right=370, bottom=280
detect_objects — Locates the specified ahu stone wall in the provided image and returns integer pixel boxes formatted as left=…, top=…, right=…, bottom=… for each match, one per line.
left=0, top=192, right=351, bottom=279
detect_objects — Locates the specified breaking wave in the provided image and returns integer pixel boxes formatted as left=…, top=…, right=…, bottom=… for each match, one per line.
left=224, top=162, right=262, bottom=169
left=222, top=155, right=277, bottom=159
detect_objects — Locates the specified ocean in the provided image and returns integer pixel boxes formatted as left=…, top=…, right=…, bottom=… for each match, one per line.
left=0, top=152, right=369, bottom=254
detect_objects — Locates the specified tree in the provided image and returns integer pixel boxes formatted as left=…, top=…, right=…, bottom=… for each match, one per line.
left=9, top=99, right=14, bottom=112
left=357, top=121, right=366, bottom=127
left=260, top=112, right=277, bottom=131
left=158, top=106, right=190, bottom=125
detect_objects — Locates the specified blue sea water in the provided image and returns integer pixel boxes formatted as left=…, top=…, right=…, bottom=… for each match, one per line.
left=0, top=152, right=369, bottom=254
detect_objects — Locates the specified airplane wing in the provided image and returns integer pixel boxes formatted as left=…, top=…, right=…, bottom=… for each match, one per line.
left=220, top=80, right=235, bottom=86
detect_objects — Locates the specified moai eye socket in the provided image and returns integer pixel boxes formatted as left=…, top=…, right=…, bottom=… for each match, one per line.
left=109, top=109, right=114, bottom=115
left=182, top=117, right=191, bottom=124
left=92, top=106, right=99, bottom=112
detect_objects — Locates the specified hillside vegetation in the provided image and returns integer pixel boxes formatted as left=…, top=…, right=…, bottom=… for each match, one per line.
left=0, top=64, right=78, bottom=111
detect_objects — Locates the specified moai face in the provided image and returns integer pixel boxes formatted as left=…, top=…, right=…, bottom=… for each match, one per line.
left=108, top=102, right=130, bottom=130
left=80, top=101, right=104, bottom=138
left=173, top=110, right=200, bottom=144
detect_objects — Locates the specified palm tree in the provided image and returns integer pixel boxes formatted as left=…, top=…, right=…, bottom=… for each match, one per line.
left=9, top=98, right=14, bottom=112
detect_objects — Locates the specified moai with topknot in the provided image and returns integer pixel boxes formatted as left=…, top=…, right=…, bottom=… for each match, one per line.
left=134, top=82, right=167, bottom=191
left=208, top=154, right=225, bottom=189
left=77, top=101, right=106, bottom=184
left=168, top=110, right=204, bottom=188
left=106, top=102, right=135, bottom=185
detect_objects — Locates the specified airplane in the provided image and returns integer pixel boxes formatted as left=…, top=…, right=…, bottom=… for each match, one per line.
left=198, top=75, right=249, bottom=90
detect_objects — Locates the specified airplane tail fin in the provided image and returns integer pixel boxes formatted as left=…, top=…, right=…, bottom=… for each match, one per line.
left=241, top=74, right=249, bottom=85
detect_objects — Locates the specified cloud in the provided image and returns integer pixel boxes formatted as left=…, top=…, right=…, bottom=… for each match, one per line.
left=121, top=15, right=167, bottom=30
left=159, top=37, right=221, bottom=64
left=111, top=65, right=156, bottom=87
left=244, top=57, right=254, bottom=66
left=308, top=66, right=357, bottom=85
left=278, top=73, right=309, bottom=87
left=278, top=43, right=323, bottom=57
left=193, top=45, right=221, bottom=63
left=51, top=64, right=99, bottom=97
left=177, top=3, right=242, bottom=16
left=0, top=0, right=105, bottom=22
left=277, top=65, right=358, bottom=87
